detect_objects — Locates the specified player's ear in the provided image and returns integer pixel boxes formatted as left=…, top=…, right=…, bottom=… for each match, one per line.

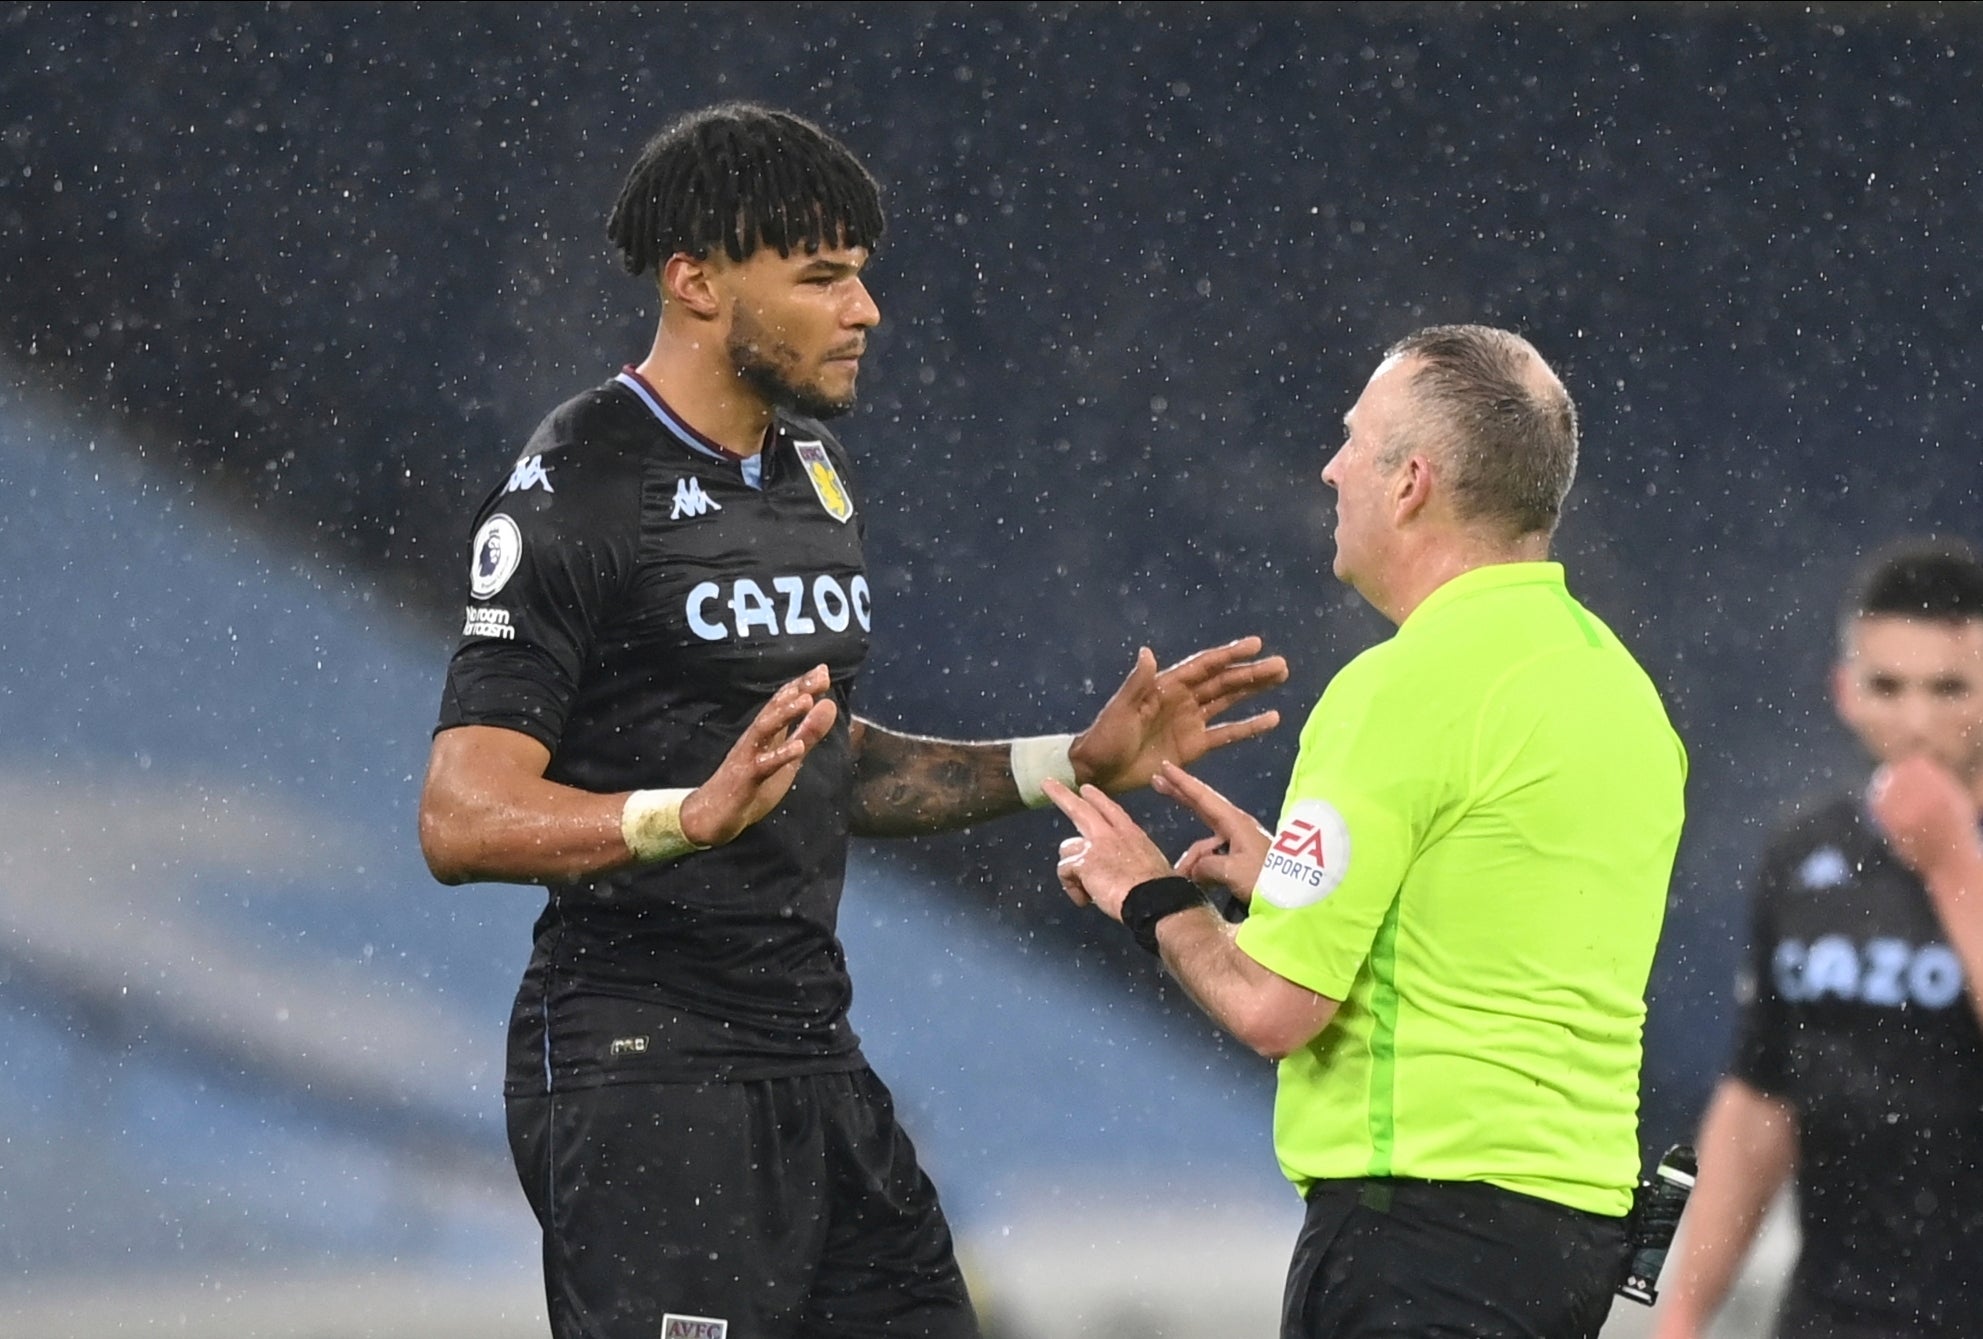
left=662, top=252, right=723, bottom=321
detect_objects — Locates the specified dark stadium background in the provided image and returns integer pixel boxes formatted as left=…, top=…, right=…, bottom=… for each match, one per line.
left=2, top=3, right=1976, bottom=1332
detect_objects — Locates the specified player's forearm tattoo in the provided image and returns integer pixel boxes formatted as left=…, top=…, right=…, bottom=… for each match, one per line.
left=847, top=720, right=1027, bottom=837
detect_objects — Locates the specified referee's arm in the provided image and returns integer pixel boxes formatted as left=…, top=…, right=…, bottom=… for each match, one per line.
left=1043, top=776, right=1339, bottom=1059
left=1150, top=905, right=1340, bottom=1059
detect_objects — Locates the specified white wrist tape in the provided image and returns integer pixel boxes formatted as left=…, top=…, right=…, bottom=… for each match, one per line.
left=1010, top=734, right=1079, bottom=809
left=620, top=788, right=707, bottom=864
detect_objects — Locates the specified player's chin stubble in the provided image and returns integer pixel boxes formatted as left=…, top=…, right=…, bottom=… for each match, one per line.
left=727, top=319, right=857, bottom=421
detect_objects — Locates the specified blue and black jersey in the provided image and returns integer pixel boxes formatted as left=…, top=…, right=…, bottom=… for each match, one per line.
left=437, top=370, right=874, bottom=1089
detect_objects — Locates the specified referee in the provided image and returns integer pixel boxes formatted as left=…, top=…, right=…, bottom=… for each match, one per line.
left=416, top=104, right=1287, bottom=1339
left=1049, top=325, right=1687, bottom=1339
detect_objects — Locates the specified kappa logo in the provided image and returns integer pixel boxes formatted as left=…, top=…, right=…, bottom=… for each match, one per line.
left=671, top=477, right=723, bottom=520
left=1797, top=846, right=1852, bottom=890
left=661, top=1315, right=728, bottom=1339
left=1255, top=798, right=1352, bottom=910
left=505, top=454, right=555, bottom=494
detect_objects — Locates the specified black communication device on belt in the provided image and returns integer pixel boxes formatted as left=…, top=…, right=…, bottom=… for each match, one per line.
left=1617, top=1143, right=1697, bottom=1306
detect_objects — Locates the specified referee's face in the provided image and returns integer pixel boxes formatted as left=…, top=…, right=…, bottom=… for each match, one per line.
left=716, top=243, right=881, bottom=419
left=1834, top=615, right=1983, bottom=786
left=1323, top=355, right=1415, bottom=600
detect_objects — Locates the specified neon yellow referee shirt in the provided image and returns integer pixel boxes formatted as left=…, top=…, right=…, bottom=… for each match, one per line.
left=1236, top=561, right=1686, bottom=1216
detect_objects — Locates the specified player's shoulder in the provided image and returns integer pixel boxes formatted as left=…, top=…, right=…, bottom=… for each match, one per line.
left=1765, top=788, right=1861, bottom=846
left=450, top=384, right=655, bottom=598
left=512, top=380, right=651, bottom=482
left=1753, top=788, right=1867, bottom=883
left=471, top=380, right=653, bottom=524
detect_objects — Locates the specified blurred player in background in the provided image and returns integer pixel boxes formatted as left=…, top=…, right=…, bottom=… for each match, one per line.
left=416, top=103, right=1287, bottom=1339
left=1654, top=539, right=1983, bottom=1339
left=1048, top=325, right=1687, bottom=1339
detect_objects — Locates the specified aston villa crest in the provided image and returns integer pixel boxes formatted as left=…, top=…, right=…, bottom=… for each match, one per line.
left=793, top=440, right=854, bottom=523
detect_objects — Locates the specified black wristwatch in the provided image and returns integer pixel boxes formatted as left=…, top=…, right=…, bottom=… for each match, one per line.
left=1121, top=876, right=1208, bottom=956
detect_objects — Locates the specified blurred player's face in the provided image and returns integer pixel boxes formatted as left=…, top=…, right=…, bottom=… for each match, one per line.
left=1834, top=615, right=1983, bottom=785
left=1321, top=354, right=1417, bottom=599
left=716, top=243, right=880, bottom=419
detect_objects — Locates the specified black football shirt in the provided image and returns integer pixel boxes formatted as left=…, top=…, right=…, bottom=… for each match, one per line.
left=1731, top=792, right=1983, bottom=1331
left=437, top=370, right=874, bottom=1089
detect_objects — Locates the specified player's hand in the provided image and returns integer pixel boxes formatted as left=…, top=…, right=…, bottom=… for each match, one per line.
left=1868, top=754, right=1983, bottom=897
left=1043, top=778, right=1175, bottom=921
left=1067, top=637, right=1287, bottom=794
left=1152, top=761, right=1271, bottom=903
left=681, top=666, right=838, bottom=847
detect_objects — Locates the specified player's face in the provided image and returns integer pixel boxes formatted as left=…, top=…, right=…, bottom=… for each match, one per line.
left=1320, top=354, right=1415, bottom=593
left=1834, top=615, right=1983, bottom=783
left=717, top=243, right=880, bottom=419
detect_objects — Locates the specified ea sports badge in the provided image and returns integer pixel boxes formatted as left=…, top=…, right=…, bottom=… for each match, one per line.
left=793, top=440, right=854, bottom=523
left=469, top=514, right=523, bottom=599
left=1255, top=798, right=1352, bottom=909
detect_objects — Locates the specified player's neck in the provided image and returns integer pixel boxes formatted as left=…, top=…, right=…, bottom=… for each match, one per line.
left=632, top=339, right=775, bottom=459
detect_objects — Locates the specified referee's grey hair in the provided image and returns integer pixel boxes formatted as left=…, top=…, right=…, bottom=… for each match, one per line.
left=607, top=103, right=884, bottom=275
left=1384, top=325, right=1579, bottom=540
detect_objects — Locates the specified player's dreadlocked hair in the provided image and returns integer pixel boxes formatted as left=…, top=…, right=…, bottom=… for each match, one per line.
left=606, top=103, right=884, bottom=275
left=1845, top=537, right=1983, bottom=628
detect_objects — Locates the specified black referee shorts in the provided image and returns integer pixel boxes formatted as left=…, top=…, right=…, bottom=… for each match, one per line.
left=506, top=1067, right=979, bottom=1339
left=1282, top=1178, right=1627, bottom=1339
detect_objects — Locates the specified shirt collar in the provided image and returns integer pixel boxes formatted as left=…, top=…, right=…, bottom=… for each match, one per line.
left=1402, top=561, right=1567, bottom=630
left=616, top=367, right=767, bottom=489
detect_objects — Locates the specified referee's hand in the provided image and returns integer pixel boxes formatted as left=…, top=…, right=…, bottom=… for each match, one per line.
left=1153, top=761, right=1271, bottom=904
left=681, top=666, right=838, bottom=847
left=1042, top=777, right=1174, bottom=921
